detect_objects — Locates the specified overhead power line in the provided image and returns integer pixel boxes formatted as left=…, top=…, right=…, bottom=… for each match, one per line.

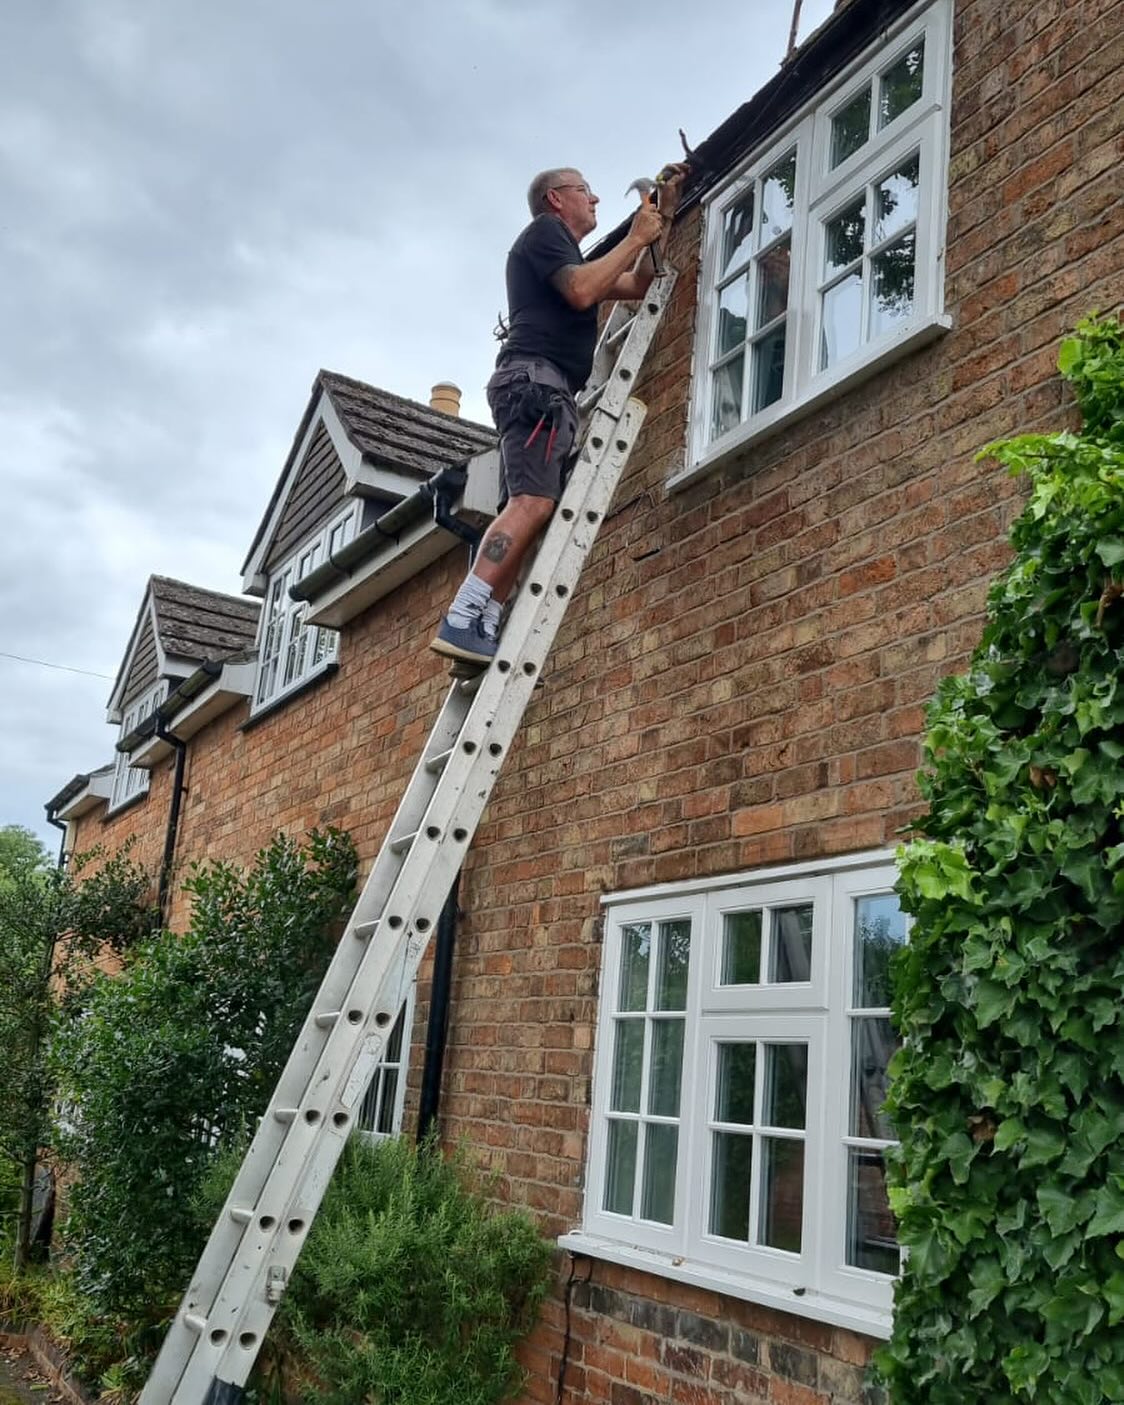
left=0, top=650, right=113, bottom=680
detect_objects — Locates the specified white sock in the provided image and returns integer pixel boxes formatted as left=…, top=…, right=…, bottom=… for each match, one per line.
left=446, top=572, right=492, bottom=629
left=481, top=598, right=503, bottom=640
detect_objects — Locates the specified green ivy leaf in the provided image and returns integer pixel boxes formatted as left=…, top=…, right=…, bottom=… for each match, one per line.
left=1094, top=538, right=1124, bottom=567
left=1087, top=1180, right=1124, bottom=1238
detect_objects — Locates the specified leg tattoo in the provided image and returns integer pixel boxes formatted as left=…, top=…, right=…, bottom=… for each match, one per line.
left=482, top=531, right=513, bottom=564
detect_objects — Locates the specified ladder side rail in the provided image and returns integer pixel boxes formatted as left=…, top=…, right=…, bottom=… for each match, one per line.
left=142, top=687, right=474, bottom=1399
left=172, top=400, right=649, bottom=1404
left=146, top=270, right=675, bottom=1405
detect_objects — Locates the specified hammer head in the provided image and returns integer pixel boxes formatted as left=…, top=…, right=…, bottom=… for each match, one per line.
left=625, top=176, right=656, bottom=201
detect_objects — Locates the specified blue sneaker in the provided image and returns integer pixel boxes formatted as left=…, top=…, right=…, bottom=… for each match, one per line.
left=430, top=615, right=498, bottom=666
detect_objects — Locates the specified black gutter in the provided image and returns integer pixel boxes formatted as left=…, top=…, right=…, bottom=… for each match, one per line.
left=291, top=463, right=481, bottom=605
left=156, top=717, right=188, bottom=923
left=416, top=873, right=461, bottom=1143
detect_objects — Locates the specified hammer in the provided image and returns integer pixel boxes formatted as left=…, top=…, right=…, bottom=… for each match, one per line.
left=624, top=176, right=663, bottom=276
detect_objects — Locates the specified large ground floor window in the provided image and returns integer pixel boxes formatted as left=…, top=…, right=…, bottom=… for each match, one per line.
left=568, top=851, right=906, bottom=1333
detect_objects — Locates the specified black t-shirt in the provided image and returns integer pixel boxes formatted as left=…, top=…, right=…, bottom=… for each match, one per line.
left=498, top=214, right=598, bottom=392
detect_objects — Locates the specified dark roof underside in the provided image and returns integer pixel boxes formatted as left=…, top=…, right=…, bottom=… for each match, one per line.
left=150, top=577, right=260, bottom=662
left=320, top=371, right=496, bottom=482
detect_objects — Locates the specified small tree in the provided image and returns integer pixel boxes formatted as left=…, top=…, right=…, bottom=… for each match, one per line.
left=879, top=317, right=1124, bottom=1402
left=0, top=846, right=155, bottom=1271
left=53, top=829, right=357, bottom=1316
left=0, top=825, right=51, bottom=884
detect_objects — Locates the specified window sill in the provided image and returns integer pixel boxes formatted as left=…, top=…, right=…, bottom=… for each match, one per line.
left=240, top=661, right=339, bottom=733
left=103, top=790, right=149, bottom=822
left=671, top=313, right=953, bottom=494
left=557, top=1231, right=892, bottom=1340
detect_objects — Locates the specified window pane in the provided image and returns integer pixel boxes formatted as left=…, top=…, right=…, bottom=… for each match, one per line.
left=851, top=1017, right=899, bottom=1139
left=648, top=1019, right=684, bottom=1116
left=715, top=1042, right=756, bottom=1125
left=752, top=324, right=786, bottom=414
left=854, top=894, right=908, bottom=1008
left=759, top=1138, right=804, bottom=1252
left=879, top=39, right=924, bottom=128
left=716, top=275, right=749, bottom=355
left=710, top=355, right=744, bottom=440
left=611, top=1019, right=644, bottom=1112
left=710, top=1131, right=752, bottom=1240
left=869, top=230, right=916, bottom=339
left=825, top=199, right=866, bottom=276
left=755, top=239, right=790, bottom=329
left=604, top=1120, right=638, bottom=1215
left=641, top=1123, right=678, bottom=1223
left=376, top=1068, right=398, bottom=1134
left=721, top=909, right=761, bottom=984
left=618, top=923, right=651, bottom=1011
left=831, top=86, right=872, bottom=167
left=821, top=273, right=863, bottom=368
left=654, top=920, right=691, bottom=1011
left=721, top=191, right=755, bottom=275
left=875, top=153, right=920, bottom=244
left=847, top=1149, right=900, bottom=1273
left=769, top=904, right=813, bottom=983
left=763, top=1044, right=807, bottom=1130
left=357, top=1072, right=382, bottom=1131
left=385, top=1006, right=406, bottom=1062
left=760, top=152, right=796, bottom=241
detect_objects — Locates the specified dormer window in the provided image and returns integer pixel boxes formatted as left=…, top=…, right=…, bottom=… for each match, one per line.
left=252, top=504, right=361, bottom=711
left=109, top=681, right=166, bottom=812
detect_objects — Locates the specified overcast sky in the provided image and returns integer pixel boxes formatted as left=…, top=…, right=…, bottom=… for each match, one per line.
left=0, top=0, right=835, bottom=852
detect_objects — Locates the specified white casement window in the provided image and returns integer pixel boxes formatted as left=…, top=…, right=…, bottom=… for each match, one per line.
left=109, top=680, right=167, bottom=811
left=573, top=854, right=907, bottom=1334
left=356, top=997, right=412, bottom=1141
left=686, top=0, right=952, bottom=477
left=253, top=503, right=361, bottom=710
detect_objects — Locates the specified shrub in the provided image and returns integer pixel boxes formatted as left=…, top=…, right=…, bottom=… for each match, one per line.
left=281, top=1136, right=553, bottom=1405
left=53, top=828, right=357, bottom=1317
left=878, top=316, right=1124, bottom=1402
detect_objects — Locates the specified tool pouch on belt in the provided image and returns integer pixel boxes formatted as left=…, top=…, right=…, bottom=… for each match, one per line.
left=491, top=377, right=563, bottom=435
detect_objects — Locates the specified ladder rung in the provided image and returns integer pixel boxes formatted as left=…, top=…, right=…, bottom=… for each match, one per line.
left=314, top=1011, right=341, bottom=1029
left=606, top=315, right=636, bottom=349
left=273, top=1107, right=298, bottom=1124
left=389, top=831, right=417, bottom=855
left=183, top=1314, right=207, bottom=1335
left=229, top=1207, right=253, bottom=1225
left=353, top=918, right=379, bottom=940
left=425, top=748, right=454, bottom=774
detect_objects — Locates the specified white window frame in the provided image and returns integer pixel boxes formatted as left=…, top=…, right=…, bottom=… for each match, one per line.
left=355, top=990, right=414, bottom=1142
left=681, top=0, right=952, bottom=486
left=108, top=680, right=166, bottom=812
left=567, top=850, right=907, bottom=1337
left=252, top=502, right=361, bottom=712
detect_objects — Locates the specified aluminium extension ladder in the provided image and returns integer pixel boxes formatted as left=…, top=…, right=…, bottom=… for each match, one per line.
left=141, top=264, right=676, bottom=1405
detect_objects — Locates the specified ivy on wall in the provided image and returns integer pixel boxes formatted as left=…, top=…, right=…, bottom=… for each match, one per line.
left=878, top=317, right=1124, bottom=1403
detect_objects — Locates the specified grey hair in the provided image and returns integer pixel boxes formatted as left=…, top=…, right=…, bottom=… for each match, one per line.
left=527, top=167, right=579, bottom=216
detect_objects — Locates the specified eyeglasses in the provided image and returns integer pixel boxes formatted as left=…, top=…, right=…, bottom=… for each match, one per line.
left=551, top=183, right=595, bottom=198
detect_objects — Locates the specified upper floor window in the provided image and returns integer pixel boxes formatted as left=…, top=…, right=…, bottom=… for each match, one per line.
left=109, top=681, right=166, bottom=812
left=355, top=998, right=412, bottom=1142
left=252, top=503, right=361, bottom=711
left=690, top=0, right=951, bottom=469
left=577, top=856, right=907, bottom=1331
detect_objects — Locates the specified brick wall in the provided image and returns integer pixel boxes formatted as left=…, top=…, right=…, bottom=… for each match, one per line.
left=60, top=2, right=1122, bottom=1400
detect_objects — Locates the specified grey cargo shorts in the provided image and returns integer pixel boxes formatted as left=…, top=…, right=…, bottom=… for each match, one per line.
left=486, top=354, right=580, bottom=505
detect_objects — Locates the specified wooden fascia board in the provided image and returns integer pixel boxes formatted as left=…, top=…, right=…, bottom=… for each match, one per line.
left=132, top=659, right=257, bottom=768
left=106, top=591, right=159, bottom=724
left=56, top=770, right=115, bottom=821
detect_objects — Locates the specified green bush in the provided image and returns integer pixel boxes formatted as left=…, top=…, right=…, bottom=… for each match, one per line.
left=878, top=316, right=1124, bottom=1402
left=53, top=829, right=357, bottom=1317
left=280, top=1136, right=553, bottom=1405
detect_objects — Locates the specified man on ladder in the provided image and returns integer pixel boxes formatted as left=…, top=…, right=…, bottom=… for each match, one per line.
left=432, top=161, right=687, bottom=667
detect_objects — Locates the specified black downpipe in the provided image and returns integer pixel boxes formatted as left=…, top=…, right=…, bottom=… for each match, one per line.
left=157, top=718, right=188, bottom=923
left=416, top=871, right=460, bottom=1143
left=45, top=806, right=67, bottom=869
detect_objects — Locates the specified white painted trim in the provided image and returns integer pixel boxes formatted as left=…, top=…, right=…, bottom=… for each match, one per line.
left=55, top=769, right=115, bottom=821
left=107, top=594, right=160, bottom=722
left=556, top=1232, right=891, bottom=1339
left=601, top=848, right=899, bottom=906
left=131, top=660, right=258, bottom=769
left=108, top=680, right=167, bottom=812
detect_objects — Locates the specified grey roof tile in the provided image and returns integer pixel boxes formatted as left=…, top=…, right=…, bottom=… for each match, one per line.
left=149, top=577, right=260, bottom=663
